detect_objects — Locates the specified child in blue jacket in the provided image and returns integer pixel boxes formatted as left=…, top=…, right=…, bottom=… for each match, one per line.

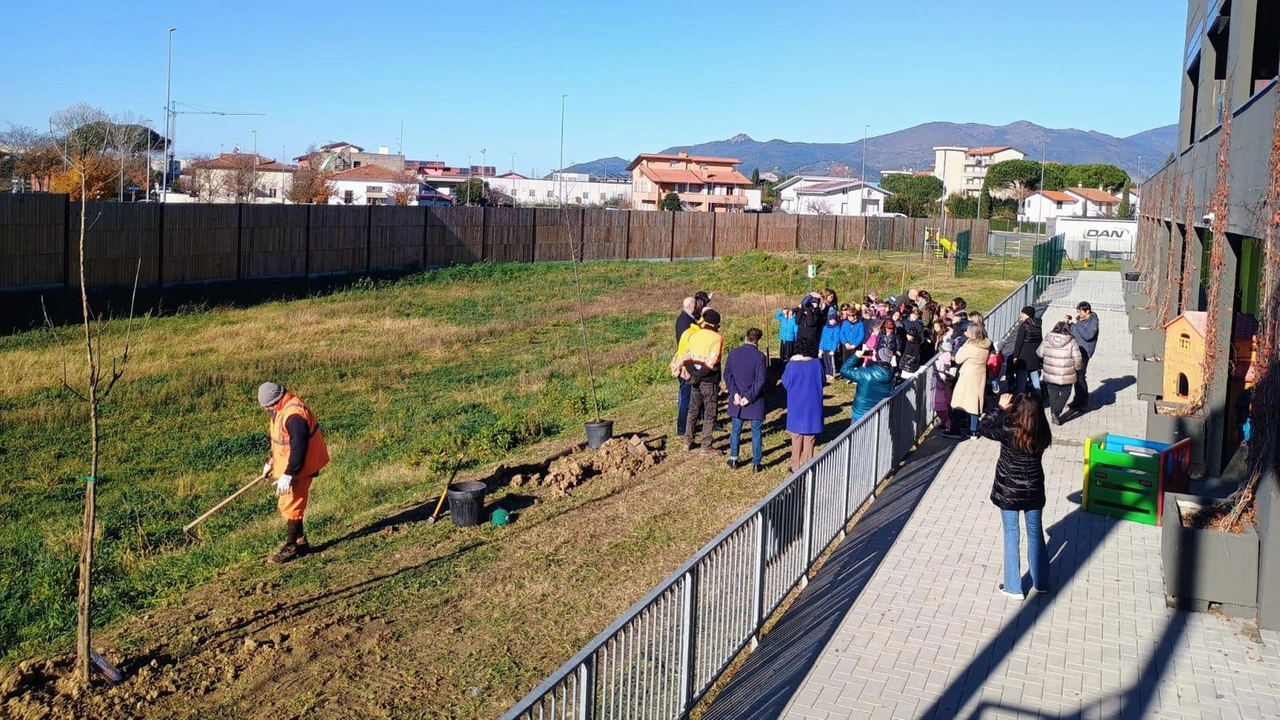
left=774, top=308, right=798, bottom=361
left=819, top=316, right=841, bottom=380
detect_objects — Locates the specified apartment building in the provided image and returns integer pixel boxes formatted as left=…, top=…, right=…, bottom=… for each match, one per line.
left=1138, top=0, right=1278, bottom=627
left=628, top=151, right=752, bottom=212
left=932, top=145, right=1026, bottom=198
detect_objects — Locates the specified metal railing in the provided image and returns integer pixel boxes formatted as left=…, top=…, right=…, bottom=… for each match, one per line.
left=503, top=278, right=1043, bottom=720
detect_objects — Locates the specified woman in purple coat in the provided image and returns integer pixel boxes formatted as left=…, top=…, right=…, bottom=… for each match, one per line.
left=724, top=328, right=768, bottom=471
left=782, top=337, right=825, bottom=472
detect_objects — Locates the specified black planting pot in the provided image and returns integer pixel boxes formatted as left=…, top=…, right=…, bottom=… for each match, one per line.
left=585, top=420, right=614, bottom=449
left=1136, top=358, right=1164, bottom=401
left=1162, top=492, right=1259, bottom=617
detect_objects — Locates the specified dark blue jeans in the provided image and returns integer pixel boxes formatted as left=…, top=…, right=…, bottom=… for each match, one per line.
left=729, top=417, right=763, bottom=465
left=677, top=379, right=691, bottom=436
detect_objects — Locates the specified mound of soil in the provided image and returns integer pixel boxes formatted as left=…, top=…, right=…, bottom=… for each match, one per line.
left=509, top=436, right=663, bottom=497
left=1, top=609, right=394, bottom=720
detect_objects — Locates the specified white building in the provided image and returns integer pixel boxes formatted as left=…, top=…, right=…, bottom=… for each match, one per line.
left=179, top=152, right=294, bottom=203
left=1064, top=187, right=1122, bottom=217
left=775, top=176, right=894, bottom=215
left=329, top=164, right=418, bottom=205
left=480, top=174, right=631, bottom=206
left=933, top=145, right=1026, bottom=198
left=1019, top=190, right=1081, bottom=222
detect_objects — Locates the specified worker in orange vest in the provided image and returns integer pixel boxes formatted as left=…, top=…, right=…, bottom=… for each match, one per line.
left=257, top=382, right=330, bottom=564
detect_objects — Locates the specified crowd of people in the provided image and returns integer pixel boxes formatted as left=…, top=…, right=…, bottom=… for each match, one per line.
left=670, top=287, right=1101, bottom=473
left=670, top=286, right=1103, bottom=600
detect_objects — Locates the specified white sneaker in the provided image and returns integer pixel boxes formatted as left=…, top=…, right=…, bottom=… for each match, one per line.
left=998, top=584, right=1023, bottom=600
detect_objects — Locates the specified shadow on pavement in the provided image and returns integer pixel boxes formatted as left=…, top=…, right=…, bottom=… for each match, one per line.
left=700, top=433, right=958, bottom=720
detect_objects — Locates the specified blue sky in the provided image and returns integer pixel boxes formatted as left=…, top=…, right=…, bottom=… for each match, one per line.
left=4, top=0, right=1184, bottom=173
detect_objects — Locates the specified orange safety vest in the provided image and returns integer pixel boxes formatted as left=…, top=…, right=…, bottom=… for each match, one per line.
left=269, top=393, right=330, bottom=479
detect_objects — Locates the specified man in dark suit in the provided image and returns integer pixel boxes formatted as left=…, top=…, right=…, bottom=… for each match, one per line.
left=724, top=327, right=768, bottom=471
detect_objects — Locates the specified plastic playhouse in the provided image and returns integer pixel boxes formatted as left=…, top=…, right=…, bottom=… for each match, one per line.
left=1082, top=434, right=1192, bottom=526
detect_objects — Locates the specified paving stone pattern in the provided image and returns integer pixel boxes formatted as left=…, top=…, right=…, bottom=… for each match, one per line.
left=776, top=272, right=1280, bottom=719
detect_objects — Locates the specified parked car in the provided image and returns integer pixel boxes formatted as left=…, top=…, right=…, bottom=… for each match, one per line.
left=417, top=190, right=452, bottom=206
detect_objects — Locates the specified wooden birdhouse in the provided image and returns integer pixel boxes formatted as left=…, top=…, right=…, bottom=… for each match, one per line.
left=1162, top=312, right=1208, bottom=404
left=1231, top=314, right=1258, bottom=387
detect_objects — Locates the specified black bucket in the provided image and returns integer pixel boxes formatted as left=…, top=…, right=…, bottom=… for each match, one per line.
left=585, top=420, right=614, bottom=449
left=446, top=481, right=488, bottom=527
left=1124, top=271, right=1140, bottom=282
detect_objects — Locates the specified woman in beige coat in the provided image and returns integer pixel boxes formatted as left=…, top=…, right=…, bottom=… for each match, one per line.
left=1037, top=321, right=1083, bottom=425
left=948, top=324, right=993, bottom=437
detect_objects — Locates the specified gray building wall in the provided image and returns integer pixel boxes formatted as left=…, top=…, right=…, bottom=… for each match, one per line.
left=1143, top=0, right=1279, bottom=631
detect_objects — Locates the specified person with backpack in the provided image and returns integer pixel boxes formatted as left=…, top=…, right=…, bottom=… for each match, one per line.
left=979, top=392, right=1053, bottom=600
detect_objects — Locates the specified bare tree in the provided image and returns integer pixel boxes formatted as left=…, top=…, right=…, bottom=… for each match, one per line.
left=219, top=153, right=264, bottom=202
left=387, top=178, right=420, bottom=206
left=47, top=103, right=144, bottom=687
left=805, top=198, right=833, bottom=215
left=285, top=151, right=337, bottom=204
left=181, top=155, right=223, bottom=202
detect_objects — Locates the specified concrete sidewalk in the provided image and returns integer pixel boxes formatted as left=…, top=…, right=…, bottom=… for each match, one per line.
left=705, top=271, right=1280, bottom=719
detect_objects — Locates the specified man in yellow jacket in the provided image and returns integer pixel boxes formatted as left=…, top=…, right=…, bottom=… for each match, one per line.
left=258, top=382, right=330, bottom=564
left=678, top=309, right=725, bottom=453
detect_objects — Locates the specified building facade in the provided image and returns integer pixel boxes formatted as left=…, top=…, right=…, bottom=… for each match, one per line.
left=477, top=174, right=631, bottom=207
left=628, top=151, right=752, bottom=212
left=329, top=164, right=418, bottom=205
left=933, top=145, right=1026, bottom=198
left=775, top=176, right=894, bottom=215
left=181, top=153, right=294, bottom=203
left=1137, top=0, right=1278, bottom=628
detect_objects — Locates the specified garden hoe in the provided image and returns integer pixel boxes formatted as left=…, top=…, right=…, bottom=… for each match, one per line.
left=426, top=467, right=462, bottom=525
left=184, top=472, right=269, bottom=535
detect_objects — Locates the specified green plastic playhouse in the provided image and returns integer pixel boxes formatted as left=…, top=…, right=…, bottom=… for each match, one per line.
left=1082, top=434, right=1192, bottom=526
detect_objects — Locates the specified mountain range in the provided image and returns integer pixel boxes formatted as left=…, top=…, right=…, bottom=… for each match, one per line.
left=564, top=121, right=1177, bottom=182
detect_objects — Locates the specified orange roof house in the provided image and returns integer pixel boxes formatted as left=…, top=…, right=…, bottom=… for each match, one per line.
left=628, top=151, right=751, bottom=212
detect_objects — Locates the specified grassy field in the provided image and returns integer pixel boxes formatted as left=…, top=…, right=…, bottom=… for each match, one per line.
left=0, top=249, right=1035, bottom=717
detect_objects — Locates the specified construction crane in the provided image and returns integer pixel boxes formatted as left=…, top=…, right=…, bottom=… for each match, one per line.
left=162, top=102, right=264, bottom=197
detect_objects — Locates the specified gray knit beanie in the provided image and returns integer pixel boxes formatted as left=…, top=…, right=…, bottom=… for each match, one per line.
left=257, top=382, right=286, bottom=408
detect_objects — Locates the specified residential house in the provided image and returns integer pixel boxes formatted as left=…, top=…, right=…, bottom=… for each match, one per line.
left=182, top=152, right=294, bottom=203
left=628, top=151, right=752, bottom=212
left=1119, top=188, right=1141, bottom=214
left=933, top=145, right=1026, bottom=198
left=329, top=164, right=418, bottom=205
left=297, top=142, right=405, bottom=174
left=775, top=176, right=893, bottom=215
left=1064, top=187, right=1121, bottom=217
left=1019, top=190, right=1081, bottom=222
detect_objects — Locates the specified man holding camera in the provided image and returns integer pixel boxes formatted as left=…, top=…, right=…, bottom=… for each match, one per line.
left=1067, top=301, right=1099, bottom=412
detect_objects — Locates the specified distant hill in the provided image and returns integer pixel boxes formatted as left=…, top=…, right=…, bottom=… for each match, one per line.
left=565, top=122, right=1177, bottom=182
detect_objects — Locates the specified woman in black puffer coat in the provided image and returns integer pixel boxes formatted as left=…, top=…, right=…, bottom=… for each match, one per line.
left=979, top=391, right=1053, bottom=600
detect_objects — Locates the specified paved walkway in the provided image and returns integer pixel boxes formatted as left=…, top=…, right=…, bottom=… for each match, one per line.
left=705, top=271, right=1280, bottom=719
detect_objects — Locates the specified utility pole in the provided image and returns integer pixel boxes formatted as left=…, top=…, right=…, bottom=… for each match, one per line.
left=466, top=154, right=471, bottom=206
left=162, top=27, right=176, bottom=203
left=1039, top=140, right=1047, bottom=239
left=251, top=129, right=258, bottom=203
left=559, top=94, right=567, bottom=208
left=510, top=152, right=516, bottom=175
left=861, top=123, right=869, bottom=214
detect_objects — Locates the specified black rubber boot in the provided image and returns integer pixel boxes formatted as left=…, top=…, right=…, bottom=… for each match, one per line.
left=267, top=521, right=303, bottom=564
left=294, top=519, right=309, bottom=555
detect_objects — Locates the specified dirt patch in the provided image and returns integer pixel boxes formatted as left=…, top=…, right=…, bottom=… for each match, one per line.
left=510, top=435, right=664, bottom=496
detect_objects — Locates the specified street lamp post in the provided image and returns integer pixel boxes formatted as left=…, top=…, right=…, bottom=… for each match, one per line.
left=162, top=27, right=176, bottom=203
